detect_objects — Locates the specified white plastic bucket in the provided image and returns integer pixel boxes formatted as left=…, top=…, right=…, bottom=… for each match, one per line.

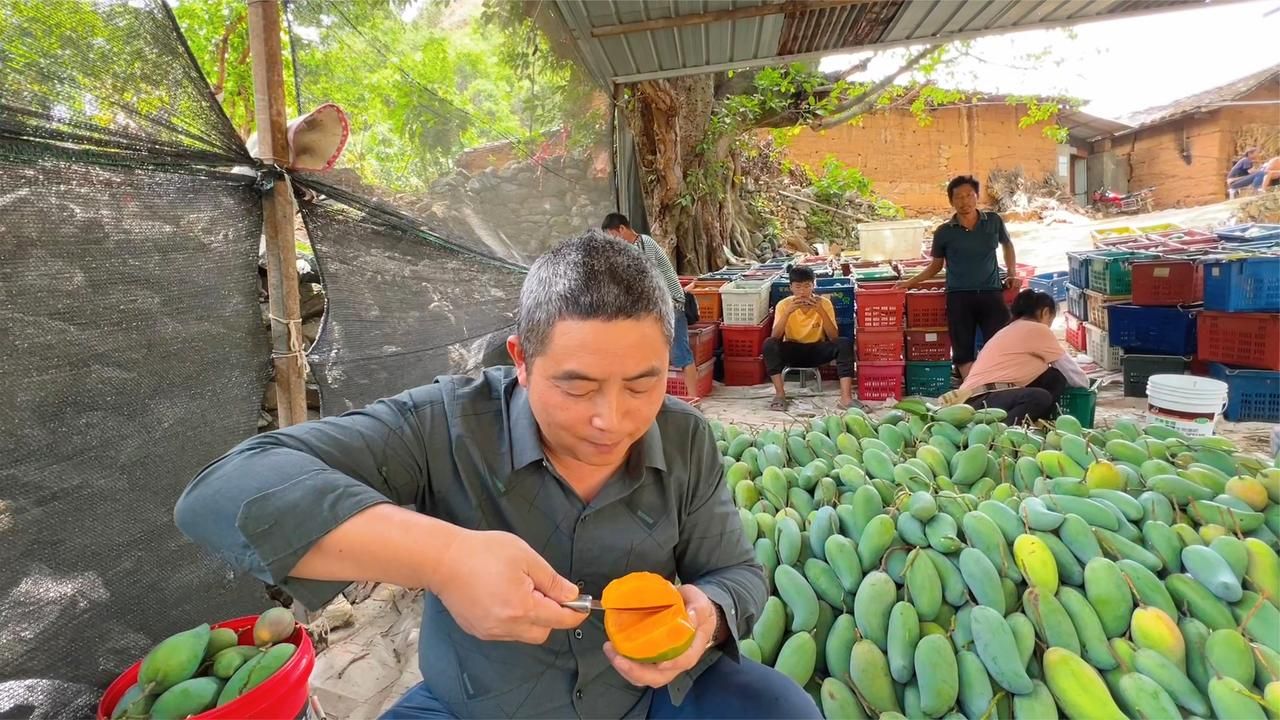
left=857, top=220, right=929, bottom=261
left=1145, top=374, right=1228, bottom=437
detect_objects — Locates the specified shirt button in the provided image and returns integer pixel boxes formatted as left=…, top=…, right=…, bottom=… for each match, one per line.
left=574, top=629, right=583, bottom=639
left=575, top=690, right=583, bottom=700
left=576, top=580, right=585, bottom=589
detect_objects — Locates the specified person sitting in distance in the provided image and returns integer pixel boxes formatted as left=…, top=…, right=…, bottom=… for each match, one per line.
left=762, top=265, right=855, bottom=411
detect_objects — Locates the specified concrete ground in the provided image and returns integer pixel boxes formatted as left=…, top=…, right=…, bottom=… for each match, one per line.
left=304, top=194, right=1279, bottom=718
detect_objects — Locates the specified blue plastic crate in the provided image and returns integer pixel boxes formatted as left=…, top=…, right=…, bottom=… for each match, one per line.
left=1203, top=257, right=1280, bottom=313
left=838, top=320, right=854, bottom=341
left=1066, top=251, right=1094, bottom=289
left=1209, top=363, right=1280, bottom=422
left=1029, top=271, right=1069, bottom=302
left=1066, top=283, right=1087, bottom=322
left=1216, top=223, right=1280, bottom=244
left=771, top=277, right=855, bottom=321
left=769, top=279, right=790, bottom=308
left=817, top=278, right=856, bottom=322
left=1107, top=305, right=1197, bottom=355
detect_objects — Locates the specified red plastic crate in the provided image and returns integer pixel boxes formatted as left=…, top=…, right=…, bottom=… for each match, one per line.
left=688, top=322, right=719, bottom=365
left=1014, top=263, right=1037, bottom=280
left=857, top=327, right=906, bottom=361
left=723, top=356, right=768, bottom=386
left=1065, top=312, right=1087, bottom=352
left=856, top=287, right=906, bottom=329
left=906, top=290, right=948, bottom=329
left=1130, top=258, right=1202, bottom=306
left=857, top=361, right=906, bottom=402
left=1197, top=312, right=1280, bottom=371
left=720, top=314, right=773, bottom=357
left=666, top=359, right=715, bottom=397
left=819, top=362, right=838, bottom=381
left=906, top=329, right=952, bottom=361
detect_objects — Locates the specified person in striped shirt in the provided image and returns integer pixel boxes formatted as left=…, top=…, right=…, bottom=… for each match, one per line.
left=602, top=213, right=701, bottom=404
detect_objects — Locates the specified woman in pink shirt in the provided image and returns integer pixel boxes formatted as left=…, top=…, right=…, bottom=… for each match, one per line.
left=941, top=290, right=1088, bottom=423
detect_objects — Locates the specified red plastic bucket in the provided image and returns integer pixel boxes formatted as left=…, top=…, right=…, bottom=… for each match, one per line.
left=97, top=615, right=315, bottom=720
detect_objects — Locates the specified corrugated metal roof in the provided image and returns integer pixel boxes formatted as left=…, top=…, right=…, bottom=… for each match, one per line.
left=549, top=0, right=1249, bottom=86
left=1120, top=63, right=1280, bottom=129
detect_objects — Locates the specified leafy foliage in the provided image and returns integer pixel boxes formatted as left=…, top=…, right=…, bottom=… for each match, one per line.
left=809, top=157, right=873, bottom=205
left=170, top=0, right=603, bottom=191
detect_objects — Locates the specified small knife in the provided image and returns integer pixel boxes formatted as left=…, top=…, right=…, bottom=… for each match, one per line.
left=560, top=594, right=673, bottom=613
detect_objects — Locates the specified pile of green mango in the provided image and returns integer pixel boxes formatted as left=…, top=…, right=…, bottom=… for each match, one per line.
left=715, top=400, right=1280, bottom=720
left=108, top=607, right=298, bottom=719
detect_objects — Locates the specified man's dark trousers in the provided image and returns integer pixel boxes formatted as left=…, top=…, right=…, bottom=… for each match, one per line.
left=763, top=336, right=854, bottom=378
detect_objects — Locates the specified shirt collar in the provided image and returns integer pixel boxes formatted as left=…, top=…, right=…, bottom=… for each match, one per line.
left=508, top=382, right=545, bottom=472
left=505, top=382, right=669, bottom=486
left=947, top=210, right=988, bottom=227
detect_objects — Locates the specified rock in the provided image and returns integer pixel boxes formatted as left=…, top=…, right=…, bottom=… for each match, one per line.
left=299, top=283, right=325, bottom=321
left=302, top=317, right=321, bottom=345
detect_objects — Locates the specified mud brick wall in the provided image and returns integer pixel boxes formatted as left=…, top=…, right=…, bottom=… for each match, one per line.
left=1119, top=85, right=1279, bottom=209
left=775, top=104, right=1063, bottom=216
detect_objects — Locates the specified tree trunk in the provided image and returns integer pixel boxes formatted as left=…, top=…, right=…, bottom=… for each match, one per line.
left=625, top=76, right=737, bottom=275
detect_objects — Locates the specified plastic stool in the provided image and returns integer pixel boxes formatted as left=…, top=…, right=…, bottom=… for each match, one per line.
left=782, top=366, right=822, bottom=392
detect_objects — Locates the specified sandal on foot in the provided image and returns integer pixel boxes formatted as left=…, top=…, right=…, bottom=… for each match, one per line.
left=768, top=397, right=788, bottom=411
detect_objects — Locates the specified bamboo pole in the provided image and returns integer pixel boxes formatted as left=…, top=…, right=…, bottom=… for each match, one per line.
left=247, top=0, right=307, bottom=429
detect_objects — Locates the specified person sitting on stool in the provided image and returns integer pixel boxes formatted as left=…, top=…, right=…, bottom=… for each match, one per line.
left=763, top=266, right=855, bottom=411
left=939, top=289, right=1088, bottom=424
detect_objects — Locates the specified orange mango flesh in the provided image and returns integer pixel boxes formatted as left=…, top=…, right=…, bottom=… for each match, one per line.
left=602, top=573, right=694, bottom=663
left=600, top=571, right=682, bottom=609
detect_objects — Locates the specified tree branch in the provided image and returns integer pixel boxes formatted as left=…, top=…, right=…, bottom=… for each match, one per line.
left=211, top=9, right=246, bottom=98
left=811, top=44, right=940, bottom=129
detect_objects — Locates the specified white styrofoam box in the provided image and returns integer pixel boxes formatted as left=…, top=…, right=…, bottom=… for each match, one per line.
left=857, top=220, right=930, bottom=261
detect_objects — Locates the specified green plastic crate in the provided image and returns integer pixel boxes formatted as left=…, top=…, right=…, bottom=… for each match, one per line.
left=1057, top=386, right=1097, bottom=428
left=905, top=361, right=952, bottom=397
left=1087, top=251, right=1158, bottom=295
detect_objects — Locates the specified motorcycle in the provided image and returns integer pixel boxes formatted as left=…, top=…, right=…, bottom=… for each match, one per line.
left=1091, top=186, right=1154, bottom=215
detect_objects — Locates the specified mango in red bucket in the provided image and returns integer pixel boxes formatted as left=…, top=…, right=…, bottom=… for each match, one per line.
left=602, top=572, right=695, bottom=663
left=104, top=609, right=301, bottom=720
left=252, top=606, right=296, bottom=647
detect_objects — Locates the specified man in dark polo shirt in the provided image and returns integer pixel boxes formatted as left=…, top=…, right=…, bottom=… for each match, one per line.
left=898, top=175, right=1019, bottom=379
left=174, top=229, right=817, bottom=719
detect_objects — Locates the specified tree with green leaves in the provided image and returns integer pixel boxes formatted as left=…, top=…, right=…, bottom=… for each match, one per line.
left=171, top=0, right=598, bottom=191
left=617, top=44, right=1075, bottom=273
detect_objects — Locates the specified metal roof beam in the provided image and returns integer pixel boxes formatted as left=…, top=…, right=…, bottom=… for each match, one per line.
left=590, top=0, right=871, bottom=38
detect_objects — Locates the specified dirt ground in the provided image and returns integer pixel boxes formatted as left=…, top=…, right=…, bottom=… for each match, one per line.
left=305, top=196, right=1279, bottom=718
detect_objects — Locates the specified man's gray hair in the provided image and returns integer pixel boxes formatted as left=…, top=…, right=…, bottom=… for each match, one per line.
left=518, top=228, right=674, bottom=363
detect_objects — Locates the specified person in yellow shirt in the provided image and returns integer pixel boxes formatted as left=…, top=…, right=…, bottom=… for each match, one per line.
left=763, top=266, right=855, bottom=410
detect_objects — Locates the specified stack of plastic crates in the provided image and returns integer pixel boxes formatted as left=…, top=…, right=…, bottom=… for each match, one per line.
left=1196, top=255, right=1280, bottom=419
left=855, top=282, right=906, bottom=401
left=720, top=309, right=773, bottom=387
left=900, top=287, right=948, bottom=398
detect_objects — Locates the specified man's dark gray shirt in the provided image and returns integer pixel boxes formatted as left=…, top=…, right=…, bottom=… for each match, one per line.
left=175, top=366, right=765, bottom=719
left=931, top=210, right=1012, bottom=292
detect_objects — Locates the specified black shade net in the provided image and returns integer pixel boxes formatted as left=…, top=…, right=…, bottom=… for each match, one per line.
left=0, top=1, right=270, bottom=716
left=297, top=175, right=528, bottom=416
left=0, top=0, right=249, bottom=165
left=0, top=151, right=271, bottom=718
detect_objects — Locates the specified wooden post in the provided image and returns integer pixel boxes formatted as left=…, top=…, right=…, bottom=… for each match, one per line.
left=247, top=0, right=307, bottom=429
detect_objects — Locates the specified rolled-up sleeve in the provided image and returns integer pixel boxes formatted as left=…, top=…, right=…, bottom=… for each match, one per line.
left=174, top=389, right=435, bottom=608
